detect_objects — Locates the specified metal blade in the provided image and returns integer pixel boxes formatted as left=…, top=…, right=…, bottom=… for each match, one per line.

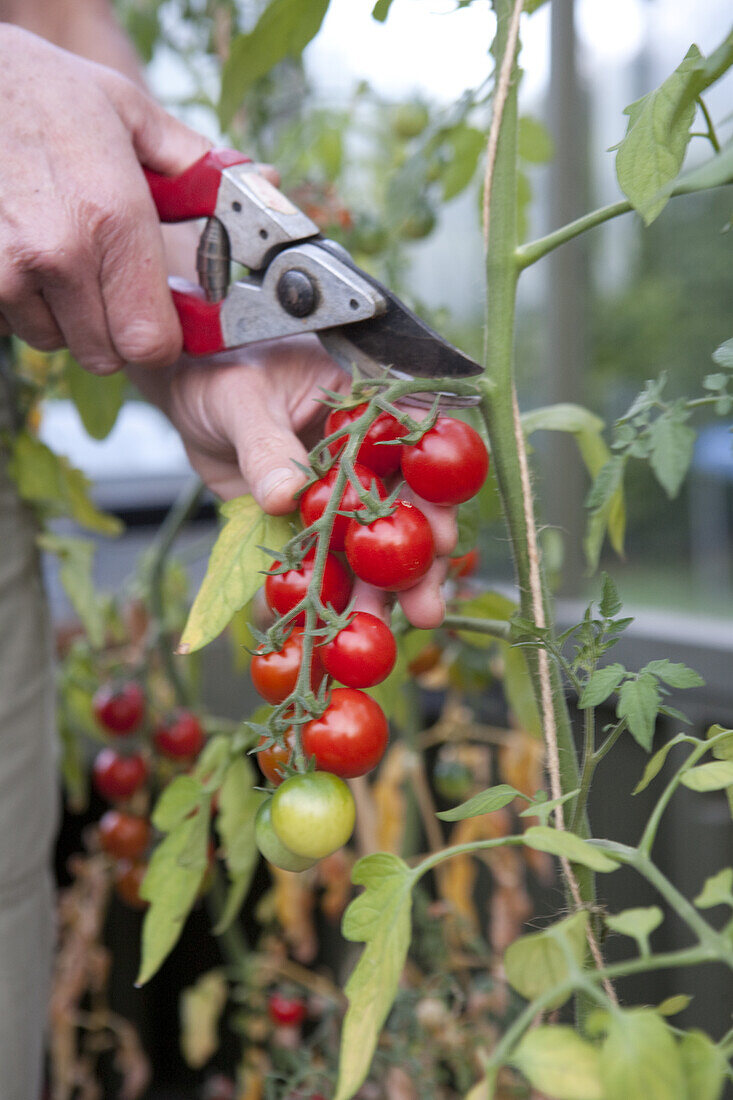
left=313, top=240, right=482, bottom=408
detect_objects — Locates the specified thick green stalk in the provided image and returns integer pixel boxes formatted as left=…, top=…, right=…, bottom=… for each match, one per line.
left=480, top=3, right=585, bottom=854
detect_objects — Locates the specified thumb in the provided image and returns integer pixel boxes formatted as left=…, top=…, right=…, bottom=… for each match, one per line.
left=102, top=73, right=212, bottom=175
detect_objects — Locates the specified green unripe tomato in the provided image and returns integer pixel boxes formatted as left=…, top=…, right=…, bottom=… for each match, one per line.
left=400, top=202, right=437, bottom=241
left=391, top=102, right=430, bottom=140
left=255, top=799, right=316, bottom=873
left=433, top=757, right=474, bottom=802
left=270, top=771, right=356, bottom=860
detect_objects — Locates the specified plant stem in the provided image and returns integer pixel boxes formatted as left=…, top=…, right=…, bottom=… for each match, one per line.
left=570, top=704, right=595, bottom=834
left=697, top=95, right=721, bottom=153
left=440, top=614, right=511, bottom=640
left=638, top=732, right=724, bottom=857
left=147, top=477, right=206, bottom=707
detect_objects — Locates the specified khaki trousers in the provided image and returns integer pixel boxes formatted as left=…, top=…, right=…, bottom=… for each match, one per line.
left=0, top=364, right=58, bottom=1099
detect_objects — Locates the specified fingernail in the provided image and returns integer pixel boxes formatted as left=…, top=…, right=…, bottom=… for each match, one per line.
left=261, top=467, right=297, bottom=501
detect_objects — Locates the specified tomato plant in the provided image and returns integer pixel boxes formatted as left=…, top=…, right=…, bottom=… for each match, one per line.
left=265, top=548, right=352, bottom=622
left=250, top=629, right=324, bottom=704
left=256, top=729, right=295, bottom=786
left=325, top=404, right=405, bottom=477
left=92, top=682, right=145, bottom=736
left=92, top=748, right=148, bottom=802
left=113, top=860, right=149, bottom=910
left=401, top=417, right=489, bottom=505
left=301, top=688, right=389, bottom=778
left=270, top=772, right=356, bottom=860
left=153, top=710, right=205, bottom=758
left=268, top=991, right=307, bottom=1027
left=98, top=811, right=150, bottom=862
left=319, top=611, right=396, bottom=687
left=254, top=798, right=316, bottom=873
left=299, top=462, right=386, bottom=550
left=345, top=500, right=434, bottom=590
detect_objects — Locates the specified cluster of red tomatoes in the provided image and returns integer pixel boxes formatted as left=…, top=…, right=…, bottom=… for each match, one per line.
left=251, top=407, right=489, bottom=874
left=90, top=681, right=205, bottom=907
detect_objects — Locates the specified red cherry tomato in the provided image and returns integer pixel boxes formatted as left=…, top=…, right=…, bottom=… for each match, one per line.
left=448, top=547, right=480, bottom=579
left=257, top=729, right=295, bottom=786
left=268, top=991, right=307, bottom=1027
left=319, top=612, right=396, bottom=688
left=401, top=416, right=489, bottom=505
left=250, top=630, right=324, bottom=705
left=92, top=748, right=148, bottom=802
left=92, top=681, right=145, bottom=736
left=299, top=463, right=387, bottom=550
left=344, top=501, right=434, bottom=591
left=99, top=810, right=150, bottom=861
left=302, top=688, right=388, bottom=778
left=153, top=710, right=205, bottom=759
left=325, top=404, right=404, bottom=477
left=114, top=860, right=149, bottom=910
left=265, top=548, right=352, bottom=623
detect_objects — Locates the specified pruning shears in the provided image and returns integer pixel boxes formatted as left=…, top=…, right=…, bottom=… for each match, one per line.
left=144, top=149, right=481, bottom=406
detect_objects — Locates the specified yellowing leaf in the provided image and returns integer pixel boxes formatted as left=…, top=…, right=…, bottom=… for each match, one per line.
left=522, top=826, right=619, bottom=872
left=512, top=1026, right=602, bottom=1099
left=599, top=1009, right=685, bottom=1100
left=179, top=969, right=227, bottom=1069
left=679, top=1029, right=728, bottom=1100
left=504, top=910, right=588, bottom=1009
left=37, top=533, right=105, bottom=648
left=214, top=756, right=265, bottom=934
left=179, top=495, right=292, bottom=654
left=335, top=854, right=415, bottom=1100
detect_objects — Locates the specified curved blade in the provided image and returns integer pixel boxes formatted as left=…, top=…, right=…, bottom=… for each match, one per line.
left=313, top=240, right=482, bottom=407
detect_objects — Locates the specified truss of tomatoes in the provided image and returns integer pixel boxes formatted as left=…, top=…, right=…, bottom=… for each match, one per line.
left=251, top=410, right=489, bottom=872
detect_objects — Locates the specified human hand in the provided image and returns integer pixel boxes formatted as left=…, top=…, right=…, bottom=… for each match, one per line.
left=133, top=336, right=457, bottom=628
left=0, top=24, right=211, bottom=374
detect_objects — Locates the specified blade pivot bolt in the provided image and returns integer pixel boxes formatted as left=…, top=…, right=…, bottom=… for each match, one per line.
left=276, top=269, right=318, bottom=317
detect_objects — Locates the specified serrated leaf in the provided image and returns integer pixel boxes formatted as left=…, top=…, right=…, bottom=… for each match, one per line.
left=599, top=572, right=622, bottom=617
left=712, top=339, right=733, bottom=370
left=523, top=826, right=619, bottom=872
left=644, top=659, right=704, bottom=689
left=615, top=46, right=701, bottom=224
left=441, top=124, right=485, bottom=201
left=504, top=911, right=588, bottom=1009
left=37, top=534, right=105, bottom=648
left=518, top=116, right=554, bottom=165
left=579, top=437, right=626, bottom=571
left=180, top=969, right=227, bottom=1069
left=632, top=733, right=689, bottom=794
left=8, top=430, right=122, bottom=535
left=618, top=673, right=661, bottom=751
left=137, top=812, right=209, bottom=985
left=152, top=775, right=204, bottom=833
left=219, top=0, right=330, bottom=128
left=579, top=664, right=626, bottom=709
left=679, top=1030, right=728, bottom=1100
left=681, top=761, right=733, bottom=792
left=511, top=1026, right=602, bottom=1099
left=599, top=1009, right=685, bottom=1100
left=605, top=906, right=663, bottom=946
left=648, top=412, right=696, bottom=499
left=334, top=854, right=415, bottom=1100
left=693, top=868, right=733, bottom=909
left=179, top=496, right=292, bottom=654
left=436, top=784, right=526, bottom=822
left=65, top=356, right=126, bottom=440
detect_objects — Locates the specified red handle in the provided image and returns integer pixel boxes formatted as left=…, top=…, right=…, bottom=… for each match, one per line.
left=144, top=148, right=251, bottom=221
left=169, top=278, right=225, bottom=356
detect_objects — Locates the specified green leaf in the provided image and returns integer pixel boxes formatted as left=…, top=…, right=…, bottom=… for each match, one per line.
left=7, top=430, right=122, bottom=535
left=179, top=968, right=228, bottom=1070
left=598, top=1009, right=685, bottom=1100
left=518, top=789, right=579, bottom=827
left=152, top=775, right=204, bottom=833
left=656, top=994, right=692, bottom=1016
left=669, top=29, right=733, bottom=124
left=644, top=660, right=705, bottom=689
left=137, top=810, right=210, bottom=985
left=579, top=664, right=626, bottom=709
left=599, top=572, right=622, bottom=617
left=58, top=720, right=88, bottom=814
left=503, top=643, right=542, bottom=737
left=65, top=356, right=126, bottom=440
left=37, top=534, right=105, bottom=648
left=605, top=906, right=663, bottom=951
left=693, top=868, right=733, bottom=910
left=523, top=826, right=619, bottom=873
left=441, top=124, right=485, bottom=201
left=214, top=756, right=265, bottom=933
left=518, top=116, right=554, bottom=165
left=504, top=911, right=589, bottom=1009
left=511, top=1026, right=602, bottom=1099
left=712, top=339, right=733, bottom=370
left=615, top=46, right=702, bottom=224
left=371, top=0, right=393, bottom=21
left=679, top=1030, right=728, bottom=1100
left=335, top=854, right=415, bottom=1100
left=436, top=784, right=526, bottom=822
left=219, top=0, right=330, bottom=128
left=648, top=411, right=696, bottom=499
left=708, top=723, right=733, bottom=817
left=582, top=445, right=626, bottom=571
left=522, top=403, right=604, bottom=438
left=617, top=672, right=661, bottom=751
left=633, top=733, right=689, bottom=794
left=179, top=496, right=292, bottom=654
left=681, top=761, right=733, bottom=792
